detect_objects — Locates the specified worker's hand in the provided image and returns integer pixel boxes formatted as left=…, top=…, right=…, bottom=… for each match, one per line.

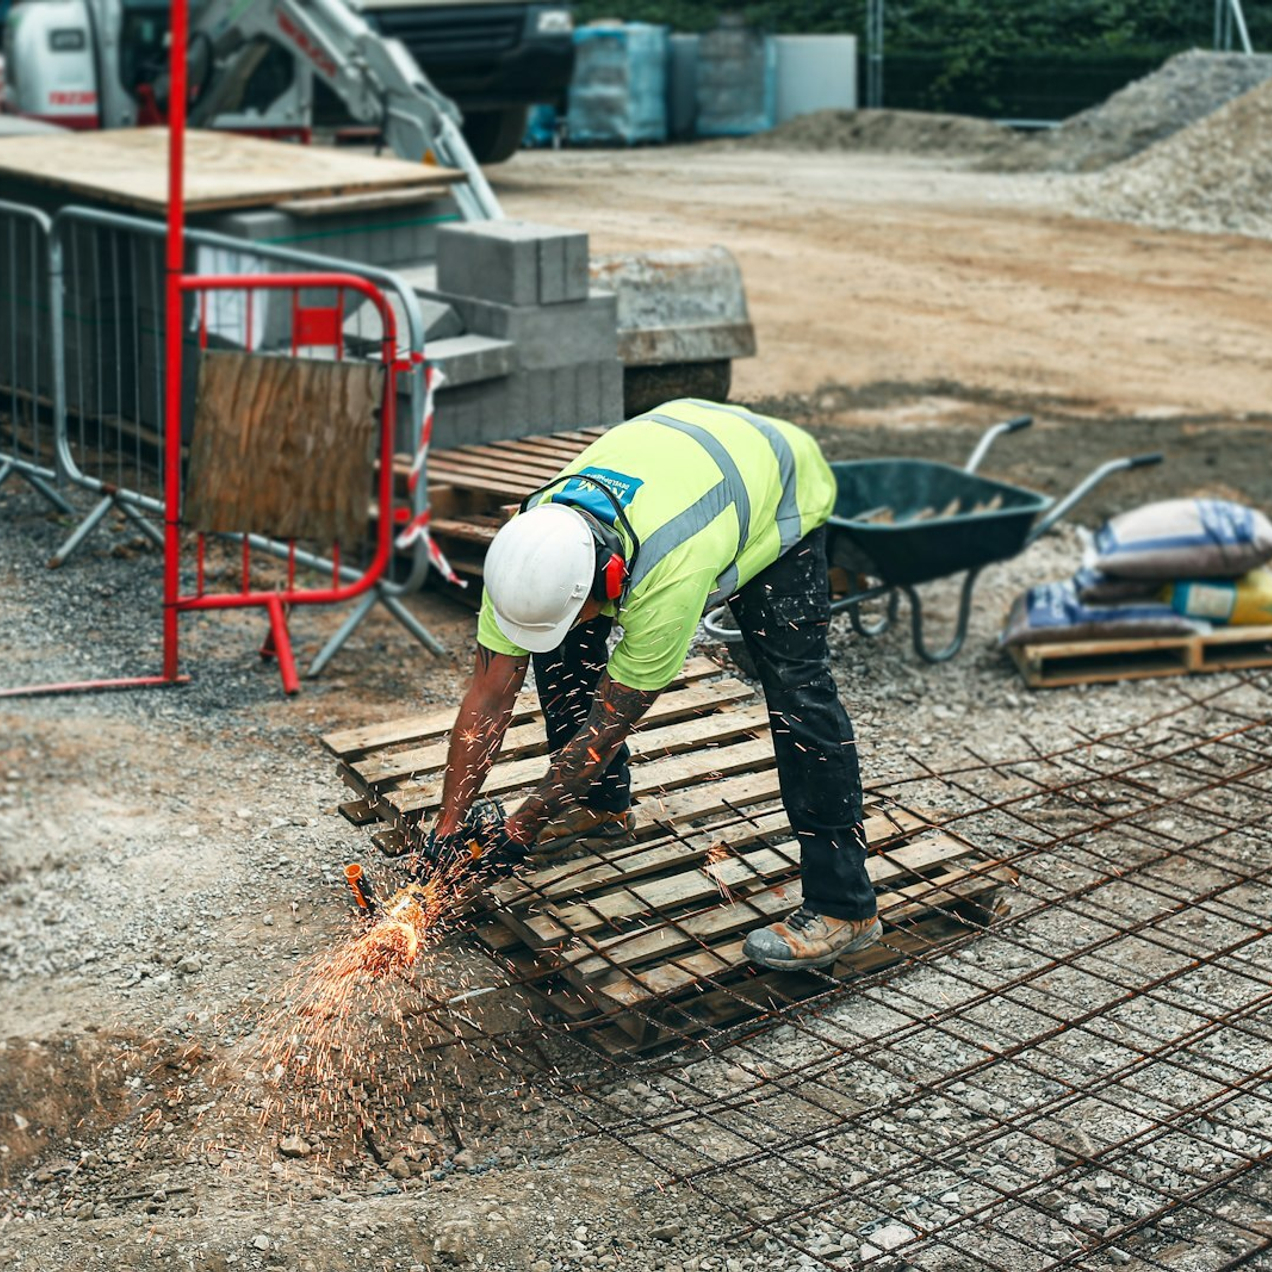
left=408, top=825, right=468, bottom=878
left=407, top=798, right=530, bottom=880
left=475, top=820, right=532, bottom=879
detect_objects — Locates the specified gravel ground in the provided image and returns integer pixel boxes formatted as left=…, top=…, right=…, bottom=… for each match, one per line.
left=3, top=394, right=1270, bottom=1270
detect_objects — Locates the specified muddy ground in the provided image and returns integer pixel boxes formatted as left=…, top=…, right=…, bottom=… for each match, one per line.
left=1, top=142, right=1270, bottom=1272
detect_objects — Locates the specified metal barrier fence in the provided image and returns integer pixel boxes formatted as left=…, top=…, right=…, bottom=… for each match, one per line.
left=174, top=273, right=401, bottom=694
left=0, top=201, right=73, bottom=514
left=45, top=203, right=445, bottom=674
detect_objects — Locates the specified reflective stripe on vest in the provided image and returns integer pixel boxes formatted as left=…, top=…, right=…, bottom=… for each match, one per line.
left=687, top=399, right=804, bottom=552
left=628, top=406, right=805, bottom=602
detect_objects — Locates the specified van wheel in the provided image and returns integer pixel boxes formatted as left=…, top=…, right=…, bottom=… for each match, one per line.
left=462, top=108, right=530, bottom=164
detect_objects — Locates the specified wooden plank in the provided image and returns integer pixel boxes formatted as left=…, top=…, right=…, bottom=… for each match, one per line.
left=353, top=680, right=759, bottom=787
left=0, top=128, right=456, bottom=213
left=185, top=352, right=381, bottom=543
left=338, top=798, right=381, bottom=827
left=426, top=458, right=567, bottom=493
left=625, top=915, right=974, bottom=1049
left=478, top=437, right=595, bottom=463
left=428, top=518, right=500, bottom=547
left=564, top=858, right=1014, bottom=983
left=386, top=734, right=777, bottom=820
left=321, top=655, right=725, bottom=756
left=277, top=183, right=455, bottom=216
left=436, top=445, right=569, bottom=479
left=491, top=802, right=929, bottom=910
left=592, top=881, right=996, bottom=1012
left=540, top=832, right=973, bottom=952
left=1009, top=623, right=1272, bottom=689
left=425, top=457, right=549, bottom=492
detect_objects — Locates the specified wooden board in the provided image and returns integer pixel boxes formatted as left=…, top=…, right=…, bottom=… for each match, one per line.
left=185, top=351, right=382, bottom=543
left=0, top=128, right=458, bottom=214
left=329, top=657, right=1014, bottom=1052
left=1008, top=624, right=1272, bottom=689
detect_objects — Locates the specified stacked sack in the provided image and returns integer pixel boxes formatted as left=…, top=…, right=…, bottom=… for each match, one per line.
left=1002, top=498, right=1272, bottom=647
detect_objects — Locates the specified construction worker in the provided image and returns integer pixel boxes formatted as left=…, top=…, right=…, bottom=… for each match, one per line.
left=420, top=398, right=880, bottom=972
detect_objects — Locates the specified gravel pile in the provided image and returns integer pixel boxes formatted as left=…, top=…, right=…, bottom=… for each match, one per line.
left=987, top=49, right=1272, bottom=172
left=744, top=51, right=1272, bottom=179
left=1068, top=72, right=1272, bottom=238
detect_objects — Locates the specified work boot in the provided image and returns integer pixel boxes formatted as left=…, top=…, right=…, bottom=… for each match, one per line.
left=538, top=805, right=636, bottom=850
left=742, top=906, right=882, bottom=971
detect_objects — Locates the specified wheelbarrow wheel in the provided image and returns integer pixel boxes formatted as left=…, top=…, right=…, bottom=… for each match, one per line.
left=848, top=588, right=900, bottom=639
left=700, top=605, right=760, bottom=680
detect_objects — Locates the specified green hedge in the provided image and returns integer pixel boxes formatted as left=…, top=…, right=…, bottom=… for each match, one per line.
left=573, top=1, right=1272, bottom=117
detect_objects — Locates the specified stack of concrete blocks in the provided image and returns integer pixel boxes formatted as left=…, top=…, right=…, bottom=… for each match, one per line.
left=409, top=220, right=625, bottom=450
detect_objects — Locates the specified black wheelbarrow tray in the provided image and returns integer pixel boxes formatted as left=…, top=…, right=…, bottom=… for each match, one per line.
left=704, top=416, right=1162, bottom=664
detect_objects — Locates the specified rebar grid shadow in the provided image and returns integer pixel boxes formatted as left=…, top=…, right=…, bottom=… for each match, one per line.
left=390, top=671, right=1272, bottom=1270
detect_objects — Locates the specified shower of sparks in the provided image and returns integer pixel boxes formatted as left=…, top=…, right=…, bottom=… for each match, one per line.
left=701, top=840, right=736, bottom=903
left=239, top=863, right=476, bottom=1154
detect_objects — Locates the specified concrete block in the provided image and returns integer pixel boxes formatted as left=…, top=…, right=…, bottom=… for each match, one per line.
left=417, top=298, right=463, bottom=343
left=436, top=222, right=589, bottom=306
left=428, top=291, right=618, bottom=369
left=426, top=334, right=516, bottom=389
left=574, top=358, right=627, bottom=427
left=201, top=200, right=460, bottom=270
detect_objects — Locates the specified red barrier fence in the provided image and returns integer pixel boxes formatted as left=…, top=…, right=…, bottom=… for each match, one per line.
left=170, top=273, right=402, bottom=694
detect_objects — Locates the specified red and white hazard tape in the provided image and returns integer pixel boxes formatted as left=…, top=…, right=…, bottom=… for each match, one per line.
left=395, top=365, right=466, bottom=587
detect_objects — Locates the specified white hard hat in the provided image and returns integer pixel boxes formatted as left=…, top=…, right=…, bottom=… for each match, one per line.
left=485, top=504, right=595, bottom=652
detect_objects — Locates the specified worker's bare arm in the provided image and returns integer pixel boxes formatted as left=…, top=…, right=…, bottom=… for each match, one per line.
left=506, top=674, right=658, bottom=846
left=435, top=646, right=529, bottom=837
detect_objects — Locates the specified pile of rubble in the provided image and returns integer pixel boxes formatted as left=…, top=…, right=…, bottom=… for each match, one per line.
left=1068, top=73, right=1272, bottom=239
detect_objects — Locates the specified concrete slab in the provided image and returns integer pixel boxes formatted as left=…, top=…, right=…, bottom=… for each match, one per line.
left=436, top=221, right=589, bottom=306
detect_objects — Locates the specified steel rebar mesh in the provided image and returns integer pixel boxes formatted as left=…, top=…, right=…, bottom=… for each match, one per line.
left=403, top=669, right=1272, bottom=1270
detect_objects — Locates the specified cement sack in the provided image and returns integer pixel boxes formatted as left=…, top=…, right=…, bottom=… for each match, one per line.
left=1073, top=565, right=1163, bottom=605
left=1087, top=498, right=1272, bottom=579
left=1162, top=567, right=1272, bottom=626
left=1000, top=580, right=1206, bottom=648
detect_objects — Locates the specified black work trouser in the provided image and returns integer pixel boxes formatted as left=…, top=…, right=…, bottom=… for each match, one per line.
left=533, top=527, right=875, bottom=921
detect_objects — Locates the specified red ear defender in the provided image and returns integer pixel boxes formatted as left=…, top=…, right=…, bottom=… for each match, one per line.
left=602, top=551, right=626, bottom=600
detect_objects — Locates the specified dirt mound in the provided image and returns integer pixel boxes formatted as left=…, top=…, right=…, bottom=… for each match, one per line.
left=1069, top=73, right=1272, bottom=239
left=745, top=51, right=1272, bottom=175
left=986, top=48, right=1272, bottom=172
left=742, top=107, right=1020, bottom=159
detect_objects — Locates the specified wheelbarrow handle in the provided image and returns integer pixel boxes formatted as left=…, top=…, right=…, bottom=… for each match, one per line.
left=1025, top=452, right=1166, bottom=547
left=964, top=415, right=1033, bottom=474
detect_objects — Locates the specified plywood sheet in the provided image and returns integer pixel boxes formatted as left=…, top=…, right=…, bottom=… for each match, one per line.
left=0, top=128, right=458, bottom=214
left=185, top=350, right=382, bottom=544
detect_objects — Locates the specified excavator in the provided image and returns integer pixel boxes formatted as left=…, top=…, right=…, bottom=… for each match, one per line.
left=2, top=0, right=501, bottom=217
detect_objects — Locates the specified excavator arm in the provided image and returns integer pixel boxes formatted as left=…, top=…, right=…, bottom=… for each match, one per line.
left=183, top=0, right=502, bottom=220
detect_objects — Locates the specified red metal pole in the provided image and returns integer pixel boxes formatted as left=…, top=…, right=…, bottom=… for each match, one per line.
left=162, top=0, right=189, bottom=683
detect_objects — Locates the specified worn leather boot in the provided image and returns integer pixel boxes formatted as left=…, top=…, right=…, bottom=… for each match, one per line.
left=538, top=805, right=636, bottom=849
left=743, top=906, right=882, bottom=971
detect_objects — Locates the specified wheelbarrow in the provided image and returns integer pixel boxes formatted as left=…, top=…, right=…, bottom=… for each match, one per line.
left=703, top=416, right=1163, bottom=664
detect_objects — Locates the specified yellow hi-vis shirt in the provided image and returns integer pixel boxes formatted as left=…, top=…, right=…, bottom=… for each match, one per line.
left=477, top=399, right=837, bottom=691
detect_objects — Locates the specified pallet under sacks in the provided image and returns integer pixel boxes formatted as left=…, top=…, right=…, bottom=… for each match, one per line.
left=322, top=658, right=1017, bottom=1052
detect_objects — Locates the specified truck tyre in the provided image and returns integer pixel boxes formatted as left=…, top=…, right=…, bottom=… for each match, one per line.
left=461, top=107, right=530, bottom=164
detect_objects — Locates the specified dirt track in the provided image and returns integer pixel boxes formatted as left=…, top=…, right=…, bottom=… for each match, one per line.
left=497, top=147, right=1272, bottom=420
left=2, top=143, right=1271, bottom=1272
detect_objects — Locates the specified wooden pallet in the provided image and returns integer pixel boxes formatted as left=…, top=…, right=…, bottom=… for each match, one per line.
left=323, top=659, right=1015, bottom=1051
left=1008, top=623, right=1272, bottom=689
left=410, top=427, right=609, bottom=591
